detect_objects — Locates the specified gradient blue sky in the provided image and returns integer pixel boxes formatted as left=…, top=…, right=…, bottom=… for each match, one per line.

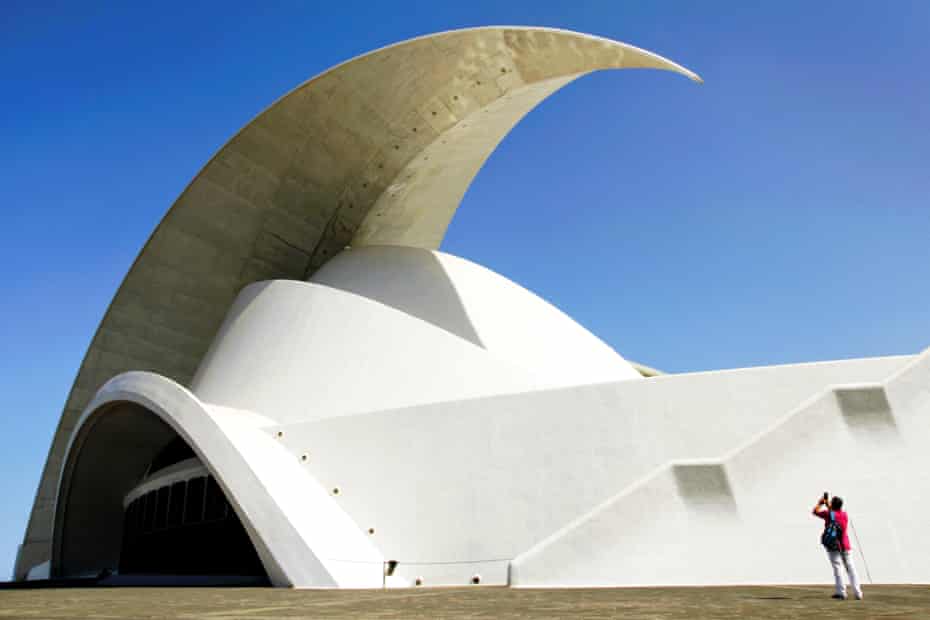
left=1, top=1, right=928, bottom=576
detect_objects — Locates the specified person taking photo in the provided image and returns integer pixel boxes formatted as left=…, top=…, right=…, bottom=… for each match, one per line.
left=812, top=493, right=863, bottom=600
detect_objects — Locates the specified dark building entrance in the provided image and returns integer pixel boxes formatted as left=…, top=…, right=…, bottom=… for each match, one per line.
left=54, top=404, right=268, bottom=584
left=119, top=473, right=265, bottom=576
left=119, top=436, right=265, bottom=577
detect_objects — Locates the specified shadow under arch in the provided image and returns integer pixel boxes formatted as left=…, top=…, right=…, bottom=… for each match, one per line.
left=51, top=372, right=351, bottom=587
left=52, top=401, right=267, bottom=582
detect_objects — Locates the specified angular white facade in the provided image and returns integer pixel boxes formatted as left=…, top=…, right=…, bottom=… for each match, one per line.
left=16, top=27, right=930, bottom=588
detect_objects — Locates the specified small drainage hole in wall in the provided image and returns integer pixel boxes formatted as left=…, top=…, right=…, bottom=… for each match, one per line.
left=415, top=577, right=423, bottom=586
left=332, top=487, right=340, bottom=495
left=300, top=454, right=308, bottom=462
left=368, top=528, right=375, bottom=535
left=276, top=431, right=283, bottom=438
left=471, top=575, right=481, bottom=585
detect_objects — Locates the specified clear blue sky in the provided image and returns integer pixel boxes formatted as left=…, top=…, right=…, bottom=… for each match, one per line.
left=1, top=1, right=928, bottom=576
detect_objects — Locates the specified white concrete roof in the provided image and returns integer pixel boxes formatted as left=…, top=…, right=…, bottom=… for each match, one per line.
left=18, top=27, right=699, bottom=578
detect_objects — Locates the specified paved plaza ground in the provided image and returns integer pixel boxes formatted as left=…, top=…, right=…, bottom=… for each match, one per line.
left=1, top=585, right=929, bottom=619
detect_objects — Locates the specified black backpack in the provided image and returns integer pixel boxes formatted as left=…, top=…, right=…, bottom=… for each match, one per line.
left=821, top=511, right=843, bottom=552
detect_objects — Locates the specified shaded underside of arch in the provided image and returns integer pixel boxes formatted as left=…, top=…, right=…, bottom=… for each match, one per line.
left=17, top=26, right=699, bottom=578
left=51, top=372, right=354, bottom=587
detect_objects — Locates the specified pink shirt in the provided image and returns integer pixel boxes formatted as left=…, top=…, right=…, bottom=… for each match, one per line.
left=813, top=507, right=851, bottom=551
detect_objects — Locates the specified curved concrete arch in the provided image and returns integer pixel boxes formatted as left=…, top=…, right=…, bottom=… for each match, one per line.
left=52, top=371, right=384, bottom=587
left=17, top=27, right=700, bottom=578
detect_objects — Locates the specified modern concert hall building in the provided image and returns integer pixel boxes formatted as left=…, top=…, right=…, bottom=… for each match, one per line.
left=14, top=27, right=930, bottom=588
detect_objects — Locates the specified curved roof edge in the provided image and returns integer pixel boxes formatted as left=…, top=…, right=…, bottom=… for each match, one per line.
left=17, top=26, right=700, bottom=579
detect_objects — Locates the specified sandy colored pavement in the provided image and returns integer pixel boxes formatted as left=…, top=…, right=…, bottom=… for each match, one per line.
left=1, top=586, right=929, bottom=619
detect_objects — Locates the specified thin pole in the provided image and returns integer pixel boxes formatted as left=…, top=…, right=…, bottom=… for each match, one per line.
left=850, top=520, right=873, bottom=584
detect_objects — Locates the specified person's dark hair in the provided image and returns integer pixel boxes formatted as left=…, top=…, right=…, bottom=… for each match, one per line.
left=830, top=496, right=844, bottom=511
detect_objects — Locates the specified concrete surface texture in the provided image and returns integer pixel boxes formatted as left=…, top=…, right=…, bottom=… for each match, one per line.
left=191, top=246, right=642, bottom=423
left=17, top=25, right=930, bottom=594
left=2, top=586, right=929, bottom=619
left=511, top=349, right=930, bottom=586
left=17, top=27, right=699, bottom=579
left=40, top=241, right=928, bottom=586
left=41, top=245, right=666, bottom=588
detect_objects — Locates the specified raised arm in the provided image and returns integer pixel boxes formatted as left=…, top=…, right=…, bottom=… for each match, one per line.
left=812, top=496, right=829, bottom=519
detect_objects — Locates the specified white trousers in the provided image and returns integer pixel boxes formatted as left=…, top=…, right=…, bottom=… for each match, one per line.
left=828, top=550, right=862, bottom=599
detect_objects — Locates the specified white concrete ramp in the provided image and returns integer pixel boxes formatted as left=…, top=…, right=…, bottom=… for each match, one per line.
left=511, top=348, right=930, bottom=586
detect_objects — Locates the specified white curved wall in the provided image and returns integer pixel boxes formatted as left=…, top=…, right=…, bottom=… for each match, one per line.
left=311, top=246, right=641, bottom=387
left=271, top=354, right=911, bottom=586
left=41, top=240, right=927, bottom=589
left=53, top=372, right=384, bottom=588
left=191, top=247, right=639, bottom=423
